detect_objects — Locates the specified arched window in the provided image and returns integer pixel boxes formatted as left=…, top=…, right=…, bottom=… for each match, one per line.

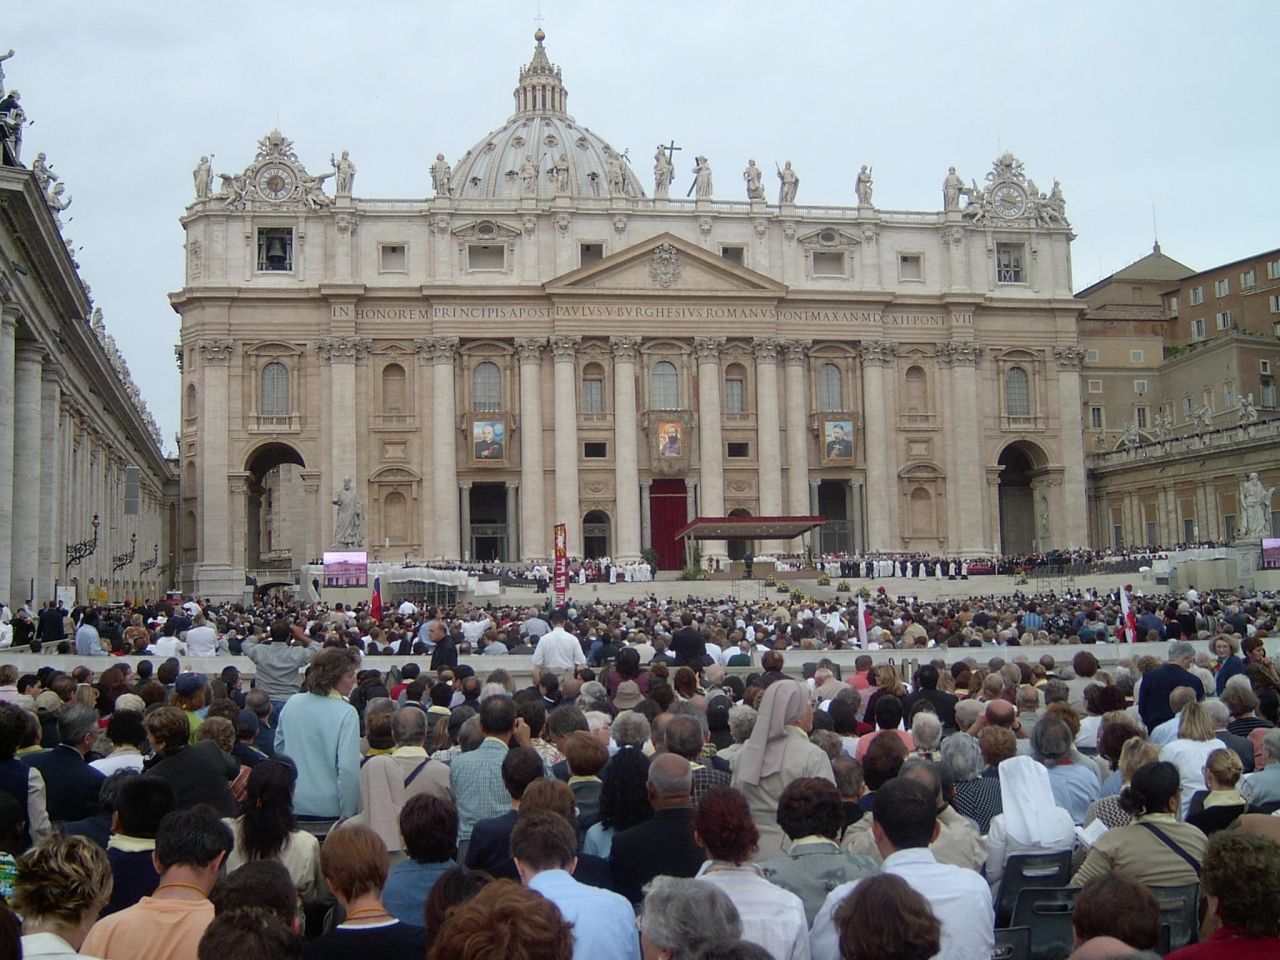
left=184, top=383, right=197, bottom=419
left=382, top=363, right=406, bottom=416
left=818, top=362, right=843, bottom=412
left=1005, top=366, right=1031, bottom=417
left=904, top=365, right=927, bottom=415
left=383, top=491, right=407, bottom=545
left=581, top=362, right=606, bottom=413
left=724, top=363, right=747, bottom=413
left=183, top=460, right=196, bottom=493
left=472, top=361, right=502, bottom=412
left=652, top=360, right=678, bottom=410
left=260, top=362, right=289, bottom=416
left=183, top=510, right=197, bottom=550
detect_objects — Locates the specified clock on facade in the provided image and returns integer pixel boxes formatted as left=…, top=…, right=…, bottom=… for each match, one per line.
left=256, top=164, right=296, bottom=201
left=992, top=183, right=1027, bottom=219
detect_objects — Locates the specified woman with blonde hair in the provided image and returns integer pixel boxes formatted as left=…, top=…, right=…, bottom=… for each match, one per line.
left=1159, top=701, right=1222, bottom=818
left=863, top=663, right=907, bottom=721
left=13, top=834, right=113, bottom=957
left=1186, top=747, right=1248, bottom=836
left=1085, top=737, right=1160, bottom=829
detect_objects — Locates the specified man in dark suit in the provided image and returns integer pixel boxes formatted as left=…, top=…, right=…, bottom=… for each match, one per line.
left=903, top=664, right=959, bottom=733
left=464, top=747, right=545, bottom=880
left=670, top=613, right=705, bottom=667
left=36, top=600, right=67, bottom=643
left=609, top=753, right=705, bottom=903
left=1137, top=640, right=1204, bottom=731
left=23, top=703, right=105, bottom=824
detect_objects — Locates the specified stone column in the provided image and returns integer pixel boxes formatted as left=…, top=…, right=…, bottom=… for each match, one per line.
left=39, top=369, right=61, bottom=603
left=551, top=336, right=582, bottom=557
left=781, top=339, right=812, bottom=551
left=424, top=337, right=460, bottom=560
left=640, top=481, right=652, bottom=550
left=516, top=337, right=548, bottom=560
left=1054, top=346, right=1090, bottom=549
left=753, top=337, right=786, bottom=552
left=460, top=482, right=472, bottom=562
left=859, top=340, right=897, bottom=551
left=506, top=483, right=519, bottom=560
left=319, top=337, right=370, bottom=541
left=0, top=311, right=15, bottom=603
left=196, top=339, right=238, bottom=597
left=943, top=339, right=987, bottom=553
left=11, top=343, right=44, bottom=604
left=695, top=337, right=728, bottom=564
left=611, top=336, right=642, bottom=563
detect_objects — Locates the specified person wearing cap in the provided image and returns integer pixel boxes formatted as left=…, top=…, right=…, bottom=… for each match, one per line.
left=173, top=673, right=208, bottom=744
left=531, top=610, right=586, bottom=673
left=613, top=681, right=643, bottom=712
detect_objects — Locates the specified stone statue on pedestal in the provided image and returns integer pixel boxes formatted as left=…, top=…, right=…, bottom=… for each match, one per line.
left=1193, top=402, right=1214, bottom=433
left=0, top=49, right=13, bottom=98
left=1239, top=393, right=1259, bottom=424
left=777, top=161, right=799, bottom=204
left=1118, top=420, right=1140, bottom=451
left=743, top=160, right=764, bottom=199
left=855, top=164, right=873, bottom=205
left=33, top=152, right=57, bottom=192
left=0, top=88, right=25, bottom=164
left=193, top=156, right=212, bottom=198
left=943, top=166, right=964, bottom=211
left=1238, top=472, right=1275, bottom=540
left=430, top=153, right=452, bottom=197
left=692, top=156, right=713, bottom=199
left=519, top=155, right=538, bottom=196
left=551, top=152, right=570, bottom=194
left=331, top=150, right=356, bottom=196
left=653, top=146, right=673, bottom=198
left=332, top=477, right=365, bottom=549
left=605, top=155, right=625, bottom=196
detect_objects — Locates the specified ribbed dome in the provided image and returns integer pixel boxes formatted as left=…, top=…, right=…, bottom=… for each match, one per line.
left=450, top=32, right=646, bottom=201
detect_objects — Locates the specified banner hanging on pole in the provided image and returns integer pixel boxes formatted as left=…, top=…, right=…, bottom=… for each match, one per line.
left=553, top=523, right=568, bottom=606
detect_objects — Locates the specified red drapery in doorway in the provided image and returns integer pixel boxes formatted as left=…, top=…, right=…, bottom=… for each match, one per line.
left=649, top=479, right=687, bottom=570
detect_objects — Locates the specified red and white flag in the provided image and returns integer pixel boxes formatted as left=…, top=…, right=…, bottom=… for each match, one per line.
left=370, top=575, right=383, bottom=623
left=856, top=597, right=868, bottom=649
left=1120, top=585, right=1137, bottom=643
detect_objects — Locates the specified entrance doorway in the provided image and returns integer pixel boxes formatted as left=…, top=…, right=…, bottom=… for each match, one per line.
left=998, top=445, right=1036, bottom=554
left=470, top=483, right=508, bottom=562
left=583, top=510, right=611, bottom=559
left=726, top=508, right=752, bottom=561
left=649, top=478, right=687, bottom=570
left=244, top=443, right=306, bottom=577
left=817, top=480, right=857, bottom=554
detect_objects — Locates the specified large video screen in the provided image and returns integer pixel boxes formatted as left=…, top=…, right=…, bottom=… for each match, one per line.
left=323, top=551, right=368, bottom=587
left=1263, top=539, right=1280, bottom=571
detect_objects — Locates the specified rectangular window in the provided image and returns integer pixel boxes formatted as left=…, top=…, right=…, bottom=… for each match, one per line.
left=1136, top=406, right=1148, bottom=429
left=899, top=254, right=923, bottom=281
left=1191, top=318, right=1206, bottom=341
left=583, top=441, right=608, bottom=459
left=467, top=244, right=505, bottom=271
left=581, top=378, right=604, bottom=414
left=1167, top=296, right=1179, bottom=317
left=1263, top=378, right=1278, bottom=408
left=1241, top=269, right=1256, bottom=289
left=1190, top=286, right=1204, bottom=306
left=1086, top=349, right=1100, bottom=362
left=812, top=251, right=846, bottom=277
left=1269, top=295, right=1280, bottom=314
left=727, top=442, right=751, bottom=459
left=1087, top=379, right=1103, bottom=394
left=720, top=245, right=745, bottom=266
left=1133, top=379, right=1148, bottom=394
left=724, top=378, right=746, bottom=414
left=996, top=243, right=1024, bottom=283
left=1269, top=259, right=1280, bottom=281
left=379, top=244, right=406, bottom=272
left=579, top=243, right=604, bottom=266
left=1130, top=349, right=1144, bottom=363
left=1224, top=515, right=1237, bottom=540
left=1183, top=517, right=1195, bottom=543
left=1216, top=311, right=1233, bottom=330
left=1090, top=407, right=1103, bottom=428
left=256, top=228, right=293, bottom=272
left=1215, top=278, right=1229, bottom=297
left=1263, top=360, right=1273, bottom=374
left=1275, top=321, right=1280, bottom=338
left=1184, top=396, right=1194, bottom=417
left=1224, top=384, right=1234, bottom=407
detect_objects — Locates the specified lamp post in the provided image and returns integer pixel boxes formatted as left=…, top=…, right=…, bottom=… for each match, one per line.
left=65, top=514, right=100, bottom=571
left=112, top=532, right=137, bottom=573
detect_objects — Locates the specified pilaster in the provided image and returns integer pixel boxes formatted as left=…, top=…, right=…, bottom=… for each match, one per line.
left=610, top=336, right=642, bottom=563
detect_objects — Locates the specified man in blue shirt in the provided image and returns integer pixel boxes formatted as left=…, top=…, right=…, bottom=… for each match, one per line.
left=512, top=809, right=639, bottom=960
left=74, top=610, right=106, bottom=656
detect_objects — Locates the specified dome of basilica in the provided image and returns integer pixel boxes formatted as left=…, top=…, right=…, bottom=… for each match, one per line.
left=449, top=31, right=646, bottom=201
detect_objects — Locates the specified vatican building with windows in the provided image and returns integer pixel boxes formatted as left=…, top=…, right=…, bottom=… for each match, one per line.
left=173, top=31, right=1088, bottom=598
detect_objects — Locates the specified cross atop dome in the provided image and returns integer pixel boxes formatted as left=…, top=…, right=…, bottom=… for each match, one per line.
left=514, top=28, right=568, bottom=117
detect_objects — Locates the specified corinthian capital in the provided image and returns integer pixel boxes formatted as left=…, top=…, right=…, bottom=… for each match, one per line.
left=550, top=335, right=581, bottom=361
left=779, top=339, right=812, bottom=364
left=858, top=340, right=897, bottom=365
left=317, top=336, right=372, bottom=364
left=416, top=336, right=460, bottom=363
left=1054, top=345, right=1088, bottom=370
left=752, top=336, right=781, bottom=362
left=693, top=336, right=726, bottom=363
left=514, top=337, right=547, bottom=363
left=197, top=338, right=236, bottom=365
left=610, top=335, right=641, bottom=361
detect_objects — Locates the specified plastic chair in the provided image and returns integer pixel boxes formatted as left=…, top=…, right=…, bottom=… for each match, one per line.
left=1010, top=886, right=1080, bottom=960
left=1149, top=883, right=1200, bottom=951
left=995, top=850, right=1074, bottom=927
left=992, top=926, right=1031, bottom=960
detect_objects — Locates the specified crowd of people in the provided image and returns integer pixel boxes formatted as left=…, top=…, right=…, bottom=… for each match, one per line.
left=0, top=582, right=1277, bottom=957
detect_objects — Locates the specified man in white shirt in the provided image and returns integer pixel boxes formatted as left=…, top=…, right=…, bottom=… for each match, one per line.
left=183, top=614, right=219, bottom=657
left=397, top=599, right=418, bottom=617
left=810, top=776, right=994, bottom=960
left=531, top=610, right=586, bottom=672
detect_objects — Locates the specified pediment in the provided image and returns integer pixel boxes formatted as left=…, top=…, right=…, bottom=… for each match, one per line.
left=450, top=218, right=522, bottom=240
left=796, top=226, right=862, bottom=249
left=545, top=233, right=787, bottom=296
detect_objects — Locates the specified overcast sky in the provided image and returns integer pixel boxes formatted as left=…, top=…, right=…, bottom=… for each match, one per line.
left=7, top=0, right=1278, bottom=455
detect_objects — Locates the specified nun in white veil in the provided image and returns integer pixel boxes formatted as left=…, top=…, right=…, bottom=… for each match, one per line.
left=984, top=754, right=1077, bottom=894
left=729, top=678, right=835, bottom=860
